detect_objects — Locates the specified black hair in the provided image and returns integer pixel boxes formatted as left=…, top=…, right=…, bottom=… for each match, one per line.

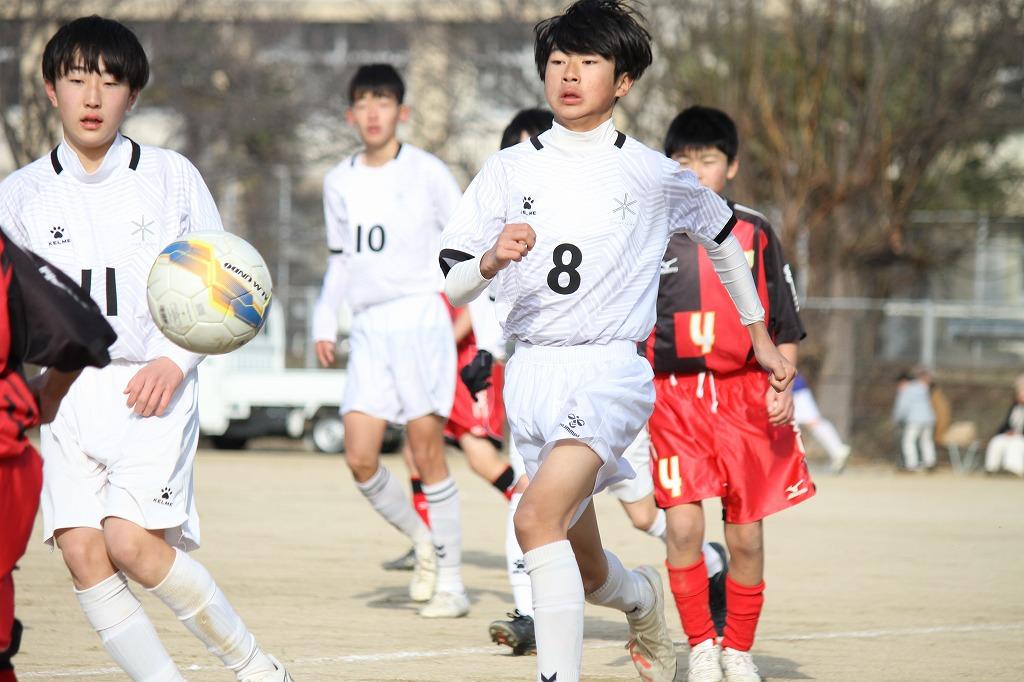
left=500, top=108, right=554, bottom=149
left=348, top=64, right=405, bottom=105
left=664, top=105, right=739, bottom=163
left=42, top=15, right=149, bottom=92
left=534, top=0, right=652, bottom=82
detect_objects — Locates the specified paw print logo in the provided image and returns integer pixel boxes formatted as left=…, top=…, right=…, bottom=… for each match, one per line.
left=568, top=413, right=585, bottom=429
left=50, top=226, right=64, bottom=239
left=522, top=196, right=534, bottom=211
left=160, top=487, right=172, bottom=500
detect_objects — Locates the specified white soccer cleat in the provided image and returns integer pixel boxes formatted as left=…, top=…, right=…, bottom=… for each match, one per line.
left=625, top=566, right=678, bottom=682
left=832, top=444, right=852, bottom=474
left=409, top=541, right=437, bottom=603
left=721, top=647, right=761, bottom=682
left=686, top=639, right=723, bottom=682
left=240, top=654, right=293, bottom=682
left=418, top=590, right=470, bottom=618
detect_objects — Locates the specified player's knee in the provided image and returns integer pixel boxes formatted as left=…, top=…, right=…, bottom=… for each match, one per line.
left=628, top=507, right=657, bottom=532
left=103, top=531, right=149, bottom=574
left=664, top=517, right=703, bottom=554
left=344, top=452, right=379, bottom=482
left=726, top=524, right=764, bottom=562
left=512, top=499, right=554, bottom=547
left=57, top=538, right=109, bottom=583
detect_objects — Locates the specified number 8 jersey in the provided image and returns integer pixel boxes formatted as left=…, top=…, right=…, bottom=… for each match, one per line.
left=440, top=118, right=736, bottom=347
left=0, top=133, right=221, bottom=373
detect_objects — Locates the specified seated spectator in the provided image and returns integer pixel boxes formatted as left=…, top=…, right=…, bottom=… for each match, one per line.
left=984, top=373, right=1024, bottom=476
left=893, top=366, right=936, bottom=471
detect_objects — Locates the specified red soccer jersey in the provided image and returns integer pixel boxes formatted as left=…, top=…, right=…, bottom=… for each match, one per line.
left=644, top=203, right=804, bottom=375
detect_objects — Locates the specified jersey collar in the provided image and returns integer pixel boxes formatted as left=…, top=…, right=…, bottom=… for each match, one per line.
left=539, top=118, right=622, bottom=156
left=51, top=133, right=140, bottom=183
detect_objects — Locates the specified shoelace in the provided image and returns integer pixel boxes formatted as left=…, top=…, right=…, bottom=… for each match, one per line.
left=723, top=648, right=759, bottom=673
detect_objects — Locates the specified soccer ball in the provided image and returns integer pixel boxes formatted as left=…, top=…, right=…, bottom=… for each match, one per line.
left=147, top=231, right=273, bottom=354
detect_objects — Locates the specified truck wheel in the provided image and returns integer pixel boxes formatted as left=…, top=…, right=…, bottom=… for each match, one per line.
left=309, top=413, right=345, bottom=453
left=211, top=436, right=248, bottom=450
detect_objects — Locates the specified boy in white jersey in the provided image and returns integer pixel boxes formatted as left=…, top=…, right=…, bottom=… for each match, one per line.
left=312, top=64, right=468, bottom=618
left=0, top=16, right=290, bottom=681
left=440, top=2, right=794, bottom=681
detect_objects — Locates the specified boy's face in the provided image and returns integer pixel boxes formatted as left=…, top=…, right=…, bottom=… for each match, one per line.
left=44, top=57, right=137, bottom=158
left=346, top=92, right=408, bottom=149
left=672, top=146, right=738, bottom=194
left=544, top=50, right=633, bottom=131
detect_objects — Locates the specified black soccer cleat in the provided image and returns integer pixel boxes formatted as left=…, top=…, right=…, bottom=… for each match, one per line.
left=0, top=618, right=23, bottom=670
left=489, top=610, right=536, bottom=656
left=381, top=547, right=416, bottom=571
left=707, top=542, right=729, bottom=637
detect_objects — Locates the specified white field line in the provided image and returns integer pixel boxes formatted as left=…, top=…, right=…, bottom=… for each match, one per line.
left=19, top=621, right=1024, bottom=678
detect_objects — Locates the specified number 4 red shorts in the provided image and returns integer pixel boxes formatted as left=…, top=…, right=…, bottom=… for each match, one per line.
left=650, top=368, right=815, bottom=524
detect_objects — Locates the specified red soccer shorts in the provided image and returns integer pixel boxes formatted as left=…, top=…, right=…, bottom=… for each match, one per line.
left=650, top=368, right=814, bottom=524
left=444, top=343, right=505, bottom=445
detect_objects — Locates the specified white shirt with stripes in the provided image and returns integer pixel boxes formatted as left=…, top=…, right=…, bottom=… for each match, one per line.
left=312, top=143, right=463, bottom=341
left=0, top=133, right=222, bottom=373
left=440, top=118, right=737, bottom=347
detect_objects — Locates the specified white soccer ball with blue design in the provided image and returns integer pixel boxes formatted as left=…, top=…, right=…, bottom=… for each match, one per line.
left=147, top=231, right=272, bottom=354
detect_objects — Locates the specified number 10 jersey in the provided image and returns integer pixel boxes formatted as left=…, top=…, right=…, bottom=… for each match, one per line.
left=440, top=119, right=736, bottom=347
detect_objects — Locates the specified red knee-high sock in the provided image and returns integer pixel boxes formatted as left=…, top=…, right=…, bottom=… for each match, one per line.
left=1, top=572, right=16, bottom=681
left=721, top=575, right=765, bottom=652
left=667, top=558, right=716, bottom=646
left=410, top=477, right=430, bottom=527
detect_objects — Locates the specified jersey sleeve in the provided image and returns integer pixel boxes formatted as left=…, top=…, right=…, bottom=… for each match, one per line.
left=3, top=231, right=115, bottom=371
left=428, top=156, right=464, bottom=232
left=761, top=224, right=806, bottom=344
left=0, top=175, right=33, bottom=249
left=312, top=172, right=352, bottom=342
left=663, top=163, right=736, bottom=246
left=439, top=154, right=508, bottom=275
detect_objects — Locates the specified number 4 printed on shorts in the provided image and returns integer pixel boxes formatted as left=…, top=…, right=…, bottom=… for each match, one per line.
left=658, top=455, right=683, bottom=498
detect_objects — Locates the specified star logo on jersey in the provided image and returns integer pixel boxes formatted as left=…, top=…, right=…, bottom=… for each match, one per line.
left=47, top=225, right=71, bottom=247
left=660, top=257, right=679, bottom=275
left=131, top=215, right=155, bottom=242
left=153, top=486, right=175, bottom=506
left=522, top=195, right=537, bottom=216
left=612, top=192, right=637, bottom=221
left=785, top=479, right=809, bottom=500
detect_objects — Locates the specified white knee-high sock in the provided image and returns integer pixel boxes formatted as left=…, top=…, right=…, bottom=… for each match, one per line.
left=506, top=493, right=533, bottom=615
left=149, top=549, right=274, bottom=680
left=422, top=477, right=464, bottom=594
left=811, top=421, right=847, bottom=460
left=525, top=540, right=584, bottom=682
left=645, top=508, right=667, bottom=541
left=356, top=466, right=432, bottom=546
left=76, top=572, right=183, bottom=682
left=584, top=549, right=653, bottom=619
left=702, top=542, right=725, bottom=576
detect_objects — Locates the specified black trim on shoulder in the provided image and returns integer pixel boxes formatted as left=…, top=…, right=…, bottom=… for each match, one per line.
left=50, top=147, right=63, bottom=175
left=329, top=247, right=344, bottom=255
left=439, top=248, right=474, bottom=277
left=125, top=136, right=141, bottom=170
left=713, top=214, right=738, bottom=245
left=530, top=135, right=544, bottom=150
left=395, top=143, right=403, bottom=159
left=613, top=131, right=626, bottom=148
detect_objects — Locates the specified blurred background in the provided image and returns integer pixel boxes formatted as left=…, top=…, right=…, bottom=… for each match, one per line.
left=2, top=0, right=1023, bottom=463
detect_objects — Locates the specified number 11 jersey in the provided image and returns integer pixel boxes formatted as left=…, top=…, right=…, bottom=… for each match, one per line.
left=440, top=118, right=736, bottom=347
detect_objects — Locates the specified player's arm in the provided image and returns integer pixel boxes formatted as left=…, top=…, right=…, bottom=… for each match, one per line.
left=452, top=308, right=473, bottom=344
left=313, top=174, right=352, bottom=367
left=665, top=165, right=794, bottom=391
left=27, top=369, right=81, bottom=424
left=440, top=155, right=526, bottom=306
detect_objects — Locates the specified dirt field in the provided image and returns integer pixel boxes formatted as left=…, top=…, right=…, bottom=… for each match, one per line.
left=10, top=447, right=1024, bottom=681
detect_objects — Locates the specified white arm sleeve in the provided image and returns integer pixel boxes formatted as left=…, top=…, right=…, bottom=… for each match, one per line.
left=705, top=235, right=766, bottom=326
left=444, top=255, right=492, bottom=308
left=312, top=254, right=349, bottom=342
left=467, top=287, right=505, bottom=360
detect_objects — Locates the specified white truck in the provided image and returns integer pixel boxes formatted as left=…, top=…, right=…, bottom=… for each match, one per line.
left=197, top=306, right=400, bottom=452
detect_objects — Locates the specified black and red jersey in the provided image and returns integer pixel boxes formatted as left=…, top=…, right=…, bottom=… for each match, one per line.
left=643, top=202, right=805, bottom=375
left=0, top=230, right=115, bottom=458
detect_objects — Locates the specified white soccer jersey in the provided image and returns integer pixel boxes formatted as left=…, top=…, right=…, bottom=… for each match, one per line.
left=312, top=144, right=462, bottom=340
left=440, top=119, right=735, bottom=346
left=0, top=133, right=222, bottom=372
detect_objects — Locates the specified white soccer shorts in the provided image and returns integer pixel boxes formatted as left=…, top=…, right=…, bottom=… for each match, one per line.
left=504, top=339, right=654, bottom=522
left=342, top=293, right=456, bottom=424
left=793, top=387, right=822, bottom=425
left=40, top=361, right=201, bottom=550
left=607, top=425, right=655, bottom=503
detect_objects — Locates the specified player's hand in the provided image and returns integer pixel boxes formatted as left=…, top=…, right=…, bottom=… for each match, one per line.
left=460, top=349, right=494, bottom=397
left=480, top=223, right=536, bottom=279
left=124, top=358, right=184, bottom=418
left=27, top=369, right=82, bottom=424
left=749, top=324, right=795, bottom=393
left=316, top=340, right=337, bottom=368
left=765, top=384, right=794, bottom=426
